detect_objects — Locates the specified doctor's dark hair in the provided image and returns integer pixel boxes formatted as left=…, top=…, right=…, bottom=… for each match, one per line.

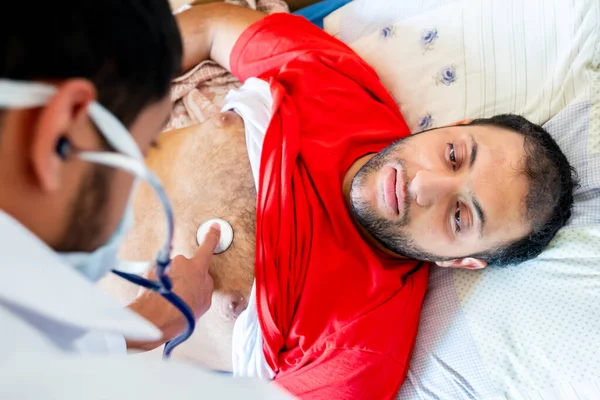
left=462, top=114, right=577, bottom=266
left=0, top=0, right=181, bottom=127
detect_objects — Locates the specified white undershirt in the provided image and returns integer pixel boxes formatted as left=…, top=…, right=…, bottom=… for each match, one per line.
left=222, top=78, right=275, bottom=379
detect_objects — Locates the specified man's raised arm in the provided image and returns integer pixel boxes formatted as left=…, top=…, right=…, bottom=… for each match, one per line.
left=176, top=3, right=265, bottom=73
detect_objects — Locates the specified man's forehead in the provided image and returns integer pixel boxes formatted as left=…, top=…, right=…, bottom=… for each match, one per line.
left=470, top=129, right=530, bottom=242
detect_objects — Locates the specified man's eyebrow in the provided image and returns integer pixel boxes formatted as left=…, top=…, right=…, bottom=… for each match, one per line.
left=469, top=134, right=478, bottom=169
left=472, top=195, right=486, bottom=238
left=467, top=134, right=484, bottom=236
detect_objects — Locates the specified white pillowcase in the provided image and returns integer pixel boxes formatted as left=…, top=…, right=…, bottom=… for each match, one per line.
left=325, top=0, right=598, bottom=132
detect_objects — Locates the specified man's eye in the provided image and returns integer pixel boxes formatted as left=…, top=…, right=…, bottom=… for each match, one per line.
left=448, top=143, right=457, bottom=170
left=454, top=202, right=461, bottom=233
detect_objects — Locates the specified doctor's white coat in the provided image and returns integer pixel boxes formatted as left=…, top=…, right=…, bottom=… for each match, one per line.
left=0, top=211, right=290, bottom=399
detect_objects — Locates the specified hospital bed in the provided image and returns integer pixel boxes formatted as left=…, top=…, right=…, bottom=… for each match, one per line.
left=169, top=0, right=600, bottom=398
left=313, top=0, right=600, bottom=398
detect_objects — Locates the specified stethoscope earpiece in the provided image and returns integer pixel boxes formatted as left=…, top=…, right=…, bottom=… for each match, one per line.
left=56, top=136, right=72, bottom=160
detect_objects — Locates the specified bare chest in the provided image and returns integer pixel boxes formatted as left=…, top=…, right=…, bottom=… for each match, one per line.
left=124, top=112, right=257, bottom=303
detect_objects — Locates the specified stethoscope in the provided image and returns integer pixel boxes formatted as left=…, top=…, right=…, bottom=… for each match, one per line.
left=109, top=176, right=189, bottom=359
left=58, top=131, right=196, bottom=359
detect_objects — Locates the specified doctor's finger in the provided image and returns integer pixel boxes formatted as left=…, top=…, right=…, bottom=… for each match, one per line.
left=193, top=222, right=221, bottom=265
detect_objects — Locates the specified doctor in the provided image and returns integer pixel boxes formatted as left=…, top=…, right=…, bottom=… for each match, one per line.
left=0, top=0, right=289, bottom=398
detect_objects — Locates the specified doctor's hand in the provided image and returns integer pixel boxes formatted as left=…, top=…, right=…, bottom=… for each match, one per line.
left=126, top=223, right=221, bottom=352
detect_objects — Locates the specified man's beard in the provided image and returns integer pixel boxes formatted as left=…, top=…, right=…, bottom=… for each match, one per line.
left=349, top=138, right=440, bottom=261
left=55, top=165, right=113, bottom=253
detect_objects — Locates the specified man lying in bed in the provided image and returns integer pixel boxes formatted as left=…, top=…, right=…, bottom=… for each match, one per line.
left=106, top=3, right=576, bottom=399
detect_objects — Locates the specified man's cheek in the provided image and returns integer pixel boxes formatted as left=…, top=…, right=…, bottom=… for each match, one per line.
left=408, top=214, right=438, bottom=247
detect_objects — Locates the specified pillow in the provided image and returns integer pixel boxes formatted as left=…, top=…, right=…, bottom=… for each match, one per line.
left=325, top=0, right=597, bottom=133
left=324, top=0, right=600, bottom=398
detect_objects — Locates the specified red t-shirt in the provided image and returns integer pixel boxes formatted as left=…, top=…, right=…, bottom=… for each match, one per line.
left=231, top=14, right=430, bottom=399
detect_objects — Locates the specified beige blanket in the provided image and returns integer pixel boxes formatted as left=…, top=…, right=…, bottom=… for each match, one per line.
left=167, top=0, right=289, bottom=131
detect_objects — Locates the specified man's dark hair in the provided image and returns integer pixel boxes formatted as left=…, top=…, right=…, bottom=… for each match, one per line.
left=464, top=114, right=578, bottom=266
left=0, top=0, right=182, bottom=126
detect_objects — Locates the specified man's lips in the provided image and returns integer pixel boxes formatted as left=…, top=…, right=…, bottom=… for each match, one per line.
left=384, top=167, right=399, bottom=215
left=383, top=166, right=406, bottom=217
left=395, top=167, right=406, bottom=216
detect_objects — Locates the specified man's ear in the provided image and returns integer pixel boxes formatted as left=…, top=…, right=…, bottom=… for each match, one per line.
left=30, top=79, right=96, bottom=192
left=435, top=257, right=487, bottom=270
left=451, top=118, right=473, bottom=126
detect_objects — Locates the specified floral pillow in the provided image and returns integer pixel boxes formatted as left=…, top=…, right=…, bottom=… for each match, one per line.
left=325, top=0, right=597, bottom=132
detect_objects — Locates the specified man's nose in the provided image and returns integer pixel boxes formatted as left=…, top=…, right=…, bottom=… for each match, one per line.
left=409, top=170, right=458, bottom=207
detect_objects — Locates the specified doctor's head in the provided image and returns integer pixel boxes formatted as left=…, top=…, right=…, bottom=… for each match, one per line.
left=0, top=0, right=181, bottom=252
left=349, top=114, right=577, bottom=268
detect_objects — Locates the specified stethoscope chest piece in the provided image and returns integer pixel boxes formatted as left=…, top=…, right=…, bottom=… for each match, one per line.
left=197, top=218, right=234, bottom=254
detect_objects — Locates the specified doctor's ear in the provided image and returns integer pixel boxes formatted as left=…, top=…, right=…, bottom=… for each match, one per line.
left=435, top=257, right=487, bottom=270
left=30, top=79, right=96, bottom=192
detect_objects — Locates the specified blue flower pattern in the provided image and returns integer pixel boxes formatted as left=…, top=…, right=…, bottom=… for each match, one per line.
left=380, top=25, right=396, bottom=39
left=418, top=114, right=434, bottom=131
left=377, top=26, right=454, bottom=131
left=435, top=65, right=457, bottom=86
left=420, top=28, right=438, bottom=52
